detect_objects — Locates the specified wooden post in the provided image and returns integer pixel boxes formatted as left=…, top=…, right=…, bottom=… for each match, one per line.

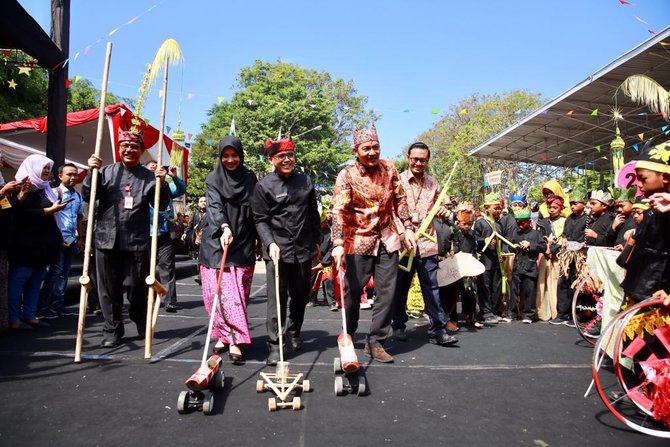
left=144, top=53, right=169, bottom=359
left=74, top=41, right=112, bottom=363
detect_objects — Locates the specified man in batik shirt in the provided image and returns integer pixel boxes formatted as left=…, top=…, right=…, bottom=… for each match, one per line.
left=391, top=142, right=458, bottom=346
left=331, top=126, right=416, bottom=363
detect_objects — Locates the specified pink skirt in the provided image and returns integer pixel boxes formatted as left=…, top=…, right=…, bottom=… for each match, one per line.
left=200, top=264, right=254, bottom=345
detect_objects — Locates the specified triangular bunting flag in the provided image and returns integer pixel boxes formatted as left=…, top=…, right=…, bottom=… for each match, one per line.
left=459, top=108, right=467, bottom=115
left=595, top=145, right=601, bottom=152
left=638, top=133, right=644, bottom=140
left=566, top=110, right=574, bottom=117
left=633, top=144, right=639, bottom=151
left=217, top=96, right=224, bottom=104
left=228, top=117, right=236, bottom=136
left=590, top=108, right=598, bottom=116
left=166, top=126, right=172, bottom=134
left=187, top=133, right=193, bottom=140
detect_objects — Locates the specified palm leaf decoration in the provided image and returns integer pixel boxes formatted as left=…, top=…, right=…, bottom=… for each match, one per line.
left=619, top=74, right=669, bottom=121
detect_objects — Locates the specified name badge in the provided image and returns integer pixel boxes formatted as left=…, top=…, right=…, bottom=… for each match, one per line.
left=124, top=195, right=134, bottom=209
left=0, top=197, right=11, bottom=209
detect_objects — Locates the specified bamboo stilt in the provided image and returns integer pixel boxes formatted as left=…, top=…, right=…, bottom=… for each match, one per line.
left=74, top=42, right=113, bottom=363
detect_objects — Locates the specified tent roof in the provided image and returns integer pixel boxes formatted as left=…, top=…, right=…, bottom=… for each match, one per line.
left=468, top=26, right=670, bottom=172
left=0, top=104, right=188, bottom=180
left=0, top=0, right=64, bottom=69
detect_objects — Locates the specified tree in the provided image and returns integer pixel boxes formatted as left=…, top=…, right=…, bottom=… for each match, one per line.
left=187, top=60, right=377, bottom=200
left=415, top=91, right=570, bottom=204
left=0, top=52, right=131, bottom=122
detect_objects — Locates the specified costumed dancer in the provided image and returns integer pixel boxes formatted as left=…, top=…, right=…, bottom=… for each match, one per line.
left=474, top=193, right=504, bottom=325
left=83, top=130, right=169, bottom=346
left=450, top=203, right=480, bottom=328
left=392, top=142, right=456, bottom=346
left=200, top=136, right=258, bottom=364
left=584, top=190, right=615, bottom=247
left=331, top=126, right=416, bottom=363
left=498, top=194, right=526, bottom=317
left=506, top=207, right=546, bottom=323
left=251, top=138, right=321, bottom=366
left=537, top=196, right=566, bottom=323
left=554, top=187, right=588, bottom=327
left=610, top=187, right=637, bottom=251
left=538, top=180, right=571, bottom=219
left=620, top=139, right=670, bottom=303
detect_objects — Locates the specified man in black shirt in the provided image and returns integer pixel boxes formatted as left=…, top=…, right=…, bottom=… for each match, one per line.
left=474, top=193, right=504, bottom=324
left=251, top=138, right=321, bottom=365
left=83, top=130, right=169, bottom=347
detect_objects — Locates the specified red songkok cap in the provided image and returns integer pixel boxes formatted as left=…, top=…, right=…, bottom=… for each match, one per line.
left=546, top=196, right=565, bottom=208
left=264, top=139, right=295, bottom=157
left=118, top=130, right=144, bottom=147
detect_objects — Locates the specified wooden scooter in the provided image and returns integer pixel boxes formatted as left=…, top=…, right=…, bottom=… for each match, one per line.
left=256, top=260, right=311, bottom=411
left=176, top=246, right=229, bottom=415
left=333, top=263, right=367, bottom=397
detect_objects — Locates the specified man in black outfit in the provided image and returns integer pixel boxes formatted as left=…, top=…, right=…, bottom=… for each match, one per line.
left=251, top=138, right=321, bottom=366
left=83, top=130, right=169, bottom=347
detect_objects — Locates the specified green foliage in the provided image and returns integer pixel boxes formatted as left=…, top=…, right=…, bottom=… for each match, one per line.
left=0, top=52, right=131, bottom=123
left=415, top=91, right=571, bottom=205
left=67, top=79, right=133, bottom=113
left=187, top=60, right=377, bottom=200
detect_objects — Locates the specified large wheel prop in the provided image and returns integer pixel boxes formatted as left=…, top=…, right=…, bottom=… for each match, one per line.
left=571, top=274, right=604, bottom=346
left=591, top=298, right=670, bottom=438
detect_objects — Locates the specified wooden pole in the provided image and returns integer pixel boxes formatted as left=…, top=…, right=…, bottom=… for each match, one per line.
left=74, top=41, right=112, bottom=363
left=144, top=54, right=169, bottom=359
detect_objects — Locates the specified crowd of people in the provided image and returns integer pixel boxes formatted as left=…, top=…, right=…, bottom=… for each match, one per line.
left=1, top=125, right=668, bottom=370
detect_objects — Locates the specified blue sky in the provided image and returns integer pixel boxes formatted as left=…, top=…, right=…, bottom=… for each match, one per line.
left=18, top=0, right=670, bottom=159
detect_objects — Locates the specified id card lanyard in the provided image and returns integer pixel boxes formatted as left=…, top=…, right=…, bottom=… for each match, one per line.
left=124, top=184, right=134, bottom=209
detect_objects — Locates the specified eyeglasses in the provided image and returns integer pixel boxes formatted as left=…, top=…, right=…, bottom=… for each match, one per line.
left=273, top=152, right=295, bottom=161
left=119, top=143, right=141, bottom=150
left=409, top=157, right=428, bottom=164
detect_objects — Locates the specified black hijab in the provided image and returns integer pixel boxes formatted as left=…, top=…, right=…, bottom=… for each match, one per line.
left=205, top=136, right=255, bottom=205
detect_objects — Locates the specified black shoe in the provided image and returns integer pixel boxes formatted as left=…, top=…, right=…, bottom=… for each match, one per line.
left=393, top=328, right=408, bottom=341
left=213, top=342, right=228, bottom=354
left=329, top=304, right=339, bottom=312
left=429, top=333, right=459, bottom=346
left=287, top=335, right=303, bottom=351
left=306, top=301, right=317, bottom=307
left=266, top=345, right=279, bottom=366
left=101, top=338, right=121, bottom=348
left=586, top=321, right=601, bottom=337
left=194, top=276, right=202, bottom=285
left=165, top=303, right=178, bottom=313
left=549, top=317, right=567, bottom=325
left=229, top=352, right=244, bottom=365
left=93, top=309, right=103, bottom=316
left=21, top=319, right=49, bottom=329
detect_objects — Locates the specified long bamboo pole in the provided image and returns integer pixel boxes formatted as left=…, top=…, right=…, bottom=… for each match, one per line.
left=74, top=42, right=113, bottom=363
left=144, top=54, right=169, bottom=359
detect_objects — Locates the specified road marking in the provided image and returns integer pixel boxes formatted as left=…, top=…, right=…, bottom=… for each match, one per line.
left=12, top=351, right=592, bottom=372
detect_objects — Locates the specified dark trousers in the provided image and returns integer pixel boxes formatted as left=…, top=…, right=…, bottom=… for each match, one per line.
left=265, top=259, right=311, bottom=344
left=309, top=269, right=335, bottom=305
left=458, top=277, right=477, bottom=320
left=557, top=265, right=574, bottom=320
left=95, top=248, right=149, bottom=341
left=156, top=234, right=177, bottom=305
left=477, top=267, right=502, bottom=319
left=509, top=271, right=537, bottom=320
left=392, top=254, right=447, bottom=337
left=439, top=283, right=459, bottom=323
left=344, top=246, right=398, bottom=345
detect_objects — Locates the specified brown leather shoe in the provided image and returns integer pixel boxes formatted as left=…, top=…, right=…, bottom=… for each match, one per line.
left=363, top=344, right=394, bottom=363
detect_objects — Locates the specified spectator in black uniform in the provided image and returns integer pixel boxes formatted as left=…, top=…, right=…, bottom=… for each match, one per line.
left=610, top=187, right=637, bottom=251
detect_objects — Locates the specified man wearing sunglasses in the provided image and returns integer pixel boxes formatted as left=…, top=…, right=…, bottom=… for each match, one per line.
left=251, top=138, right=321, bottom=366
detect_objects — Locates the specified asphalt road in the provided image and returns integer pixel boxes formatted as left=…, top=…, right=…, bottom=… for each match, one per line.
left=0, top=262, right=663, bottom=446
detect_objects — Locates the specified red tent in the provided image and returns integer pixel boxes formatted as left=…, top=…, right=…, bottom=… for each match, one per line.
left=0, top=104, right=188, bottom=182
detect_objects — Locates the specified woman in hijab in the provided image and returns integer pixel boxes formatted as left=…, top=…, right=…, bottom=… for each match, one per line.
left=539, top=179, right=571, bottom=219
left=8, top=154, right=66, bottom=329
left=199, top=136, right=258, bottom=364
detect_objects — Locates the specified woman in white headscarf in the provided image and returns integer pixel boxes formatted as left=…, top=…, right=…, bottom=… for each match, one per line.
left=7, top=154, right=66, bottom=329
